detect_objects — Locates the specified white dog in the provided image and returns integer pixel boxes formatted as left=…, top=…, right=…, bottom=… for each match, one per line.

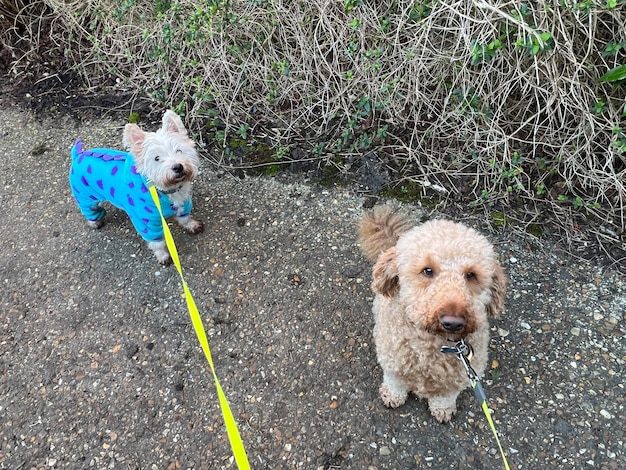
left=69, top=110, right=203, bottom=264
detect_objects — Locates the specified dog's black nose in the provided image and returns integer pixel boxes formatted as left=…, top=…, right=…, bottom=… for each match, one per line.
left=440, top=316, right=465, bottom=332
left=172, top=163, right=184, bottom=175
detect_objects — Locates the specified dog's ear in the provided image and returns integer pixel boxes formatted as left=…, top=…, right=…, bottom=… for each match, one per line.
left=123, top=123, right=146, bottom=165
left=162, top=110, right=188, bottom=136
left=372, top=247, right=400, bottom=297
left=486, top=262, right=507, bottom=317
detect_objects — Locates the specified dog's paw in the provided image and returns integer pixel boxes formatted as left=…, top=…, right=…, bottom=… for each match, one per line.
left=157, top=254, right=173, bottom=266
left=430, top=407, right=456, bottom=423
left=87, top=219, right=105, bottom=229
left=186, top=218, right=204, bottom=234
left=148, top=241, right=171, bottom=265
left=379, top=384, right=407, bottom=408
left=178, top=216, right=204, bottom=234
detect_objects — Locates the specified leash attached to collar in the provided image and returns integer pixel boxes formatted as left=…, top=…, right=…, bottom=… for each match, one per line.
left=441, top=339, right=511, bottom=470
left=147, top=181, right=250, bottom=470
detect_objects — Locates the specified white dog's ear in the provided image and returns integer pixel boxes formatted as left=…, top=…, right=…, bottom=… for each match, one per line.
left=372, top=247, right=400, bottom=297
left=123, top=123, right=146, bottom=166
left=486, top=262, right=507, bottom=317
left=162, top=110, right=188, bottom=136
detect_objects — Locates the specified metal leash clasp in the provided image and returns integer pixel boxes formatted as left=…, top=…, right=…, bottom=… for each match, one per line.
left=441, top=338, right=478, bottom=382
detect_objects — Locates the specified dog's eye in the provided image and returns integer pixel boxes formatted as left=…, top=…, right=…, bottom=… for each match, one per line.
left=422, top=267, right=434, bottom=277
left=155, top=155, right=161, bottom=162
left=465, top=271, right=476, bottom=280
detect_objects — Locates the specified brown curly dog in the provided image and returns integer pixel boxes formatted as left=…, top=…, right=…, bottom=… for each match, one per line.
left=358, top=205, right=507, bottom=422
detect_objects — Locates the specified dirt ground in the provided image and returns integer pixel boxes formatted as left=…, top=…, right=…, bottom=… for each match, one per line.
left=0, top=100, right=624, bottom=470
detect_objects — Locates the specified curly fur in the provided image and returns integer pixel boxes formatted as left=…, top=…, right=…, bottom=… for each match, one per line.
left=357, top=205, right=413, bottom=263
left=358, top=205, right=507, bottom=422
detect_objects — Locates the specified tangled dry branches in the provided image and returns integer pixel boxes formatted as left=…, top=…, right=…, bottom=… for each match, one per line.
left=5, top=0, right=626, bottom=264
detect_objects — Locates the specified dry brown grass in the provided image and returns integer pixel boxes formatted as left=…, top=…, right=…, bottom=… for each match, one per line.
left=4, top=0, right=626, bottom=265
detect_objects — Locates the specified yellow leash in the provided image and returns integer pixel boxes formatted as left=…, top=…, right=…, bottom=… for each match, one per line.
left=441, top=339, right=511, bottom=470
left=148, top=182, right=250, bottom=470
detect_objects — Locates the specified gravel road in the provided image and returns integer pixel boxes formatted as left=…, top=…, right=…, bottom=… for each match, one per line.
left=0, top=106, right=624, bottom=469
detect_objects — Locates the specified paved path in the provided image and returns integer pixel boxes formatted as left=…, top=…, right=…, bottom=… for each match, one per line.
left=0, top=107, right=624, bottom=469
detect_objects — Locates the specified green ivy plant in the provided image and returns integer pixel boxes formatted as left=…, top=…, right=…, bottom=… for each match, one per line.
left=600, top=64, right=626, bottom=87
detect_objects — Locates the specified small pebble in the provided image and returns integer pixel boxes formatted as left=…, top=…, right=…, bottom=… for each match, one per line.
left=600, top=409, right=613, bottom=419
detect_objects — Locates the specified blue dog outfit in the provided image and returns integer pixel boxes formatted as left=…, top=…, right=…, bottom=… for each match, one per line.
left=69, top=139, right=192, bottom=242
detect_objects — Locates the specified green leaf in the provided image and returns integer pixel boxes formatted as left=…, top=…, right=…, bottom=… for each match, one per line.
left=599, top=64, right=626, bottom=83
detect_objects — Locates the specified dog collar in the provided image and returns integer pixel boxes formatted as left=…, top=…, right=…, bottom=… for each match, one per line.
left=159, top=184, right=184, bottom=195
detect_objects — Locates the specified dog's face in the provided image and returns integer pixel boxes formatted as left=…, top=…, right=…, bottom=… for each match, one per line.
left=123, top=110, right=199, bottom=191
left=372, top=220, right=506, bottom=339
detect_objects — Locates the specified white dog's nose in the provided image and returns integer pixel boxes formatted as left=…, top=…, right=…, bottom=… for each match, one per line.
left=172, top=163, right=184, bottom=175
